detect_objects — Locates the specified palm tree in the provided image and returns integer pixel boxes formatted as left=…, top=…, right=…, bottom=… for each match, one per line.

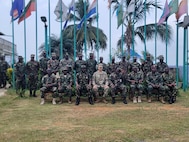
left=64, top=0, right=107, bottom=53
left=111, top=0, right=172, bottom=56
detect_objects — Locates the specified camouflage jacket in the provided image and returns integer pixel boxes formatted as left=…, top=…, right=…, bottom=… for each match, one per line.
left=146, top=72, right=163, bottom=85
left=107, top=63, right=118, bottom=74
left=130, top=62, right=141, bottom=71
left=76, top=72, right=91, bottom=86
left=128, top=71, right=144, bottom=84
left=15, top=62, right=25, bottom=80
left=26, top=60, right=39, bottom=76
left=142, top=60, right=153, bottom=75
left=42, top=74, right=57, bottom=88
left=47, top=59, right=59, bottom=73
left=58, top=74, right=73, bottom=87
left=156, top=62, right=168, bottom=74
left=74, top=59, right=86, bottom=73
left=162, top=72, right=175, bottom=85
left=86, top=59, right=97, bottom=75
left=39, top=57, right=49, bottom=73
left=59, top=58, right=74, bottom=70
left=109, top=72, right=124, bottom=86
left=0, top=61, right=9, bottom=73
left=92, top=71, right=109, bottom=86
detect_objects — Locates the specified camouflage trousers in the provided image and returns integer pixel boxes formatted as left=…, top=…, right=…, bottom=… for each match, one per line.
left=147, top=85, right=165, bottom=97
left=77, top=85, right=92, bottom=98
left=110, top=84, right=126, bottom=98
left=164, top=85, right=177, bottom=97
left=58, top=86, right=72, bottom=98
left=28, top=75, right=38, bottom=90
left=130, top=83, right=144, bottom=97
left=16, top=78, right=26, bottom=95
left=93, top=85, right=109, bottom=98
left=40, top=86, right=57, bottom=98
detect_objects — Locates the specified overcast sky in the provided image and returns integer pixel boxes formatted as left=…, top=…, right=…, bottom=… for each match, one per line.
left=0, top=0, right=187, bottom=65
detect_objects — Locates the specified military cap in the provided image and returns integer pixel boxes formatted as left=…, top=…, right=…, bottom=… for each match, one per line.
left=62, top=67, right=68, bottom=71
left=51, top=52, right=56, bottom=56
left=46, top=68, right=52, bottom=73
left=31, top=54, right=35, bottom=58
left=78, top=52, right=83, bottom=56
left=158, top=55, right=164, bottom=60
left=18, top=56, right=23, bottom=59
left=81, top=65, right=86, bottom=68
left=146, top=54, right=150, bottom=57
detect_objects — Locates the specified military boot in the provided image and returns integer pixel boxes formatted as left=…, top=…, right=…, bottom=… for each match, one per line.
left=148, top=97, right=152, bottom=103
left=123, top=97, right=127, bottom=104
left=111, top=97, right=116, bottom=104
left=75, top=97, right=80, bottom=105
left=58, top=97, right=63, bottom=104
left=33, top=90, right=37, bottom=97
left=160, top=97, right=165, bottom=104
left=103, top=97, right=108, bottom=104
left=29, top=90, right=32, bottom=97
left=68, top=97, right=72, bottom=104
left=138, top=96, right=142, bottom=103
left=52, top=98, right=56, bottom=105
left=133, top=97, right=137, bottom=103
left=88, top=97, right=94, bottom=105
left=40, top=98, right=45, bottom=105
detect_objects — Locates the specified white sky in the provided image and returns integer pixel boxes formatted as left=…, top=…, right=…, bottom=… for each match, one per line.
left=0, top=0, right=187, bottom=65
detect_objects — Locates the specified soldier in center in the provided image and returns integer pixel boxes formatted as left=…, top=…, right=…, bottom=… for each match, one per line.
left=76, top=65, right=93, bottom=105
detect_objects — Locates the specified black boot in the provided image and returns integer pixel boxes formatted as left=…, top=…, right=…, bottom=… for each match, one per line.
left=75, top=97, right=80, bottom=105
left=111, top=97, right=116, bottom=104
left=33, top=90, right=37, bottom=97
left=88, top=97, right=94, bottom=105
left=29, top=90, right=32, bottom=97
left=123, top=97, right=127, bottom=104
left=169, top=96, right=173, bottom=104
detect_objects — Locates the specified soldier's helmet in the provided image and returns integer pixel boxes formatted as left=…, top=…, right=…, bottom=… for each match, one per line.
left=158, top=55, right=164, bottom=60
left=78, top=52, right=83, bottom=57
left=62, top=66, right=68, bottom=71
left=81, top=65, right=86, bottom=68
left=51, top=52, right=56, bottom=56
left=133, top=56, right=137, bottom=60
left=18, top=56, right=23, bottom=59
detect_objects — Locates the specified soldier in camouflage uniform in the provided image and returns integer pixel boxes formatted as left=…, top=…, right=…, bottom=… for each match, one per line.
left=15, top=56, right=26, bottom=97
left=146, top=65, right=165, bottom=103
left=26, top=54, right=39, bottom=97
left=39, top=51, right=49, bottom=87
left=92, top=64, right=109, bottom=103
left=58, top=67, right=73, bottom=104
left=86, top=53, right=97, bottom=79
left=118, top=55, right=130, bottom=74
left=97, top=57, right=107, bottom=72
left=141, top=54, right=153, bottom=77
left=47, top=52, right=59, bottom=78
left=156, top=55, right=168, bottom=74
left=107, top=57, right=118, bottom=75
left=128, top=66, right=144, bottom=103
left=109, top=68, right=127, bottom=104
left=59, top=53, right=74, bottom=73
left=76, top=65, right=93, bottom=105
left=162, top=67, right=177, bottom=104
left=40, top=68, right=57, bottom=105
left=130, top=56, right=141, bottom=72
left=0, top=55, right=9, bottom=88
left=74, top=52, right=86, bottom=74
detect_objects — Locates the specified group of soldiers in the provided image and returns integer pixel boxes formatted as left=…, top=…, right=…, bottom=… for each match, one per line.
left=14, top=51, right=177, bottom=105
left=0, top=55, right=9, bottom=88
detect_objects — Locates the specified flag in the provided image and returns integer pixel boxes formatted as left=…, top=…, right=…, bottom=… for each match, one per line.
left=63, top=0, right=75, bottom=29
left=123, top=0, right=135, bottom=20
left=158, top=0, right=170, bottom=25
left=54, top=0, right=68, bottom=22
left=10, top=0, right=25, bottom=21
left=18, top=0, right=36, bottom=24
left=77, top=0, right=97, bottom=29
left=117, top=0, right=123, bottom=28
left=176, top=0, right=188, bottom=20
left=168, top=0, right=178, bottom=16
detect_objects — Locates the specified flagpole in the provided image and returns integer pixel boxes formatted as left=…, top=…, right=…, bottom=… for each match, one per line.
left=11, top=0, right=15, bottom=89
left=84, top=0, right=87, bottom=60
left=176, top=20, right=179, bottom=87
left=74, top=3, right=76, bottom=88
left=155, top=0, right=157, bottom=63
left=109, top=5, right=112, bottom=62
left=121, top=23, right=124, bottom=56
left=183, top=27, right=187, bottom=91
left=166, top=20, right=168, bottom=64
left=96, top=0, right=99, bottom=62
left=144, top=0, right=147, bottom=59
left=186, top=28, right=188, bottom=88
left=24, top=0, right=27, bottom=63
left=60, top=0, right=63, bottom=59
left=132, top=4, right=136, bottom=55
left=35, top=0, right=38, bottom=61
left=48, top=0, right=51, bottom=57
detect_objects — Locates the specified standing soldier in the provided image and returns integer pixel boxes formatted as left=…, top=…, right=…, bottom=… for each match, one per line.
left=40, top=68, right=57, bottom=105
left=141, top=54, right=153, bottom=77
left=118, top=55, right=130, bottom=74
left=58, top=67, right=73, bottom=104
left=76, top=65, right=93, bottom=105
left=86, top=53, right=97, bottom=79
left=107, top=57, right=118, bottom=75
left=26, top=54, right=39, bottom=97
left=0, top=55, right=9, bottom=88
left=74, top=52, right=86, bottom=74
left=146, top=65, right=165, bottom=103
left=59, top=53, right=74, bottom=73
left=39, top=51, right=49, bottom=86
left=162, top=67, right=177, bottom=104
left=156, top=55, right=168, bottom=74
left=92, top=64, right=109, bottom=103
left=128, top=66, right=144, bottom=103
left=15, top=56, right=26, bottom=97
left=48, top=52, right=59, bottom=78
left=109, top=68, right=127, bottom=104
left=130, top=56, right=141, bottom=72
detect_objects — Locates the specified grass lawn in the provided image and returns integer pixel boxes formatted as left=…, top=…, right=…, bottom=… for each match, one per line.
left=0, top=89, right=189, bottom=142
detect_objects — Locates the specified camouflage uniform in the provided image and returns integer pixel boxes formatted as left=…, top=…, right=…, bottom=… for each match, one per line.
left=86, top=53, right=97, bottom=79
left=47, top=52, right=59, bottom=78
left=92, top=64, right=109, bottom=103
left=156, top=55, right=168, bottom=74
left=141, top=55, right=153, bottom=77
left=76, top=65, right=93, bottom=105
left=74, top=58, right=86, bottom=74
left=15, top=56, right=26, bottom=97
left=146, top=65, right=165, bottom=103
left=58, top=67, right=73, bottom=104
left=109, top=68, right=127, bottom=104
left=107, top=57, right=118, bottom=75
left=0, top=56, right=9, bottom=88
left=26, top=54, right=39, bottom=97
left=59, top=53, right=74, bottom=73
left=162, top=67, right=177, bottom=104
left=128, top=67, right=144, bottom=103
left=40, top=69, right=57, bottom=105
left=130, top=56, right=141, bottom=72
left=97, top=57, right=107, bottom=72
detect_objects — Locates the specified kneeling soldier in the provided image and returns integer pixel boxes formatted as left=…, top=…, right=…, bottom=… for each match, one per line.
left=40, top=69, right=57, bottom=105
left=109, top=68, right=127, bottom=104
left=76, top=65, right=93, bottom=105
left=58, top=67, right=73, bottom=104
